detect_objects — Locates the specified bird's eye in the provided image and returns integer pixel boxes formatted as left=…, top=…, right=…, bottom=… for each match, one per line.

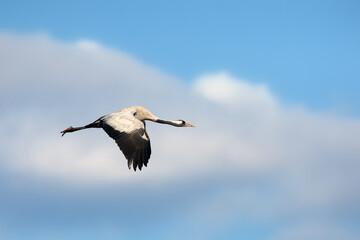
left=176, top=120, right=185, bottom=125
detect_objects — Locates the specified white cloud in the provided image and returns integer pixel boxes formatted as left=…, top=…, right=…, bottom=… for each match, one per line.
left=75, top=39, right=102, bottom=51
left=194, top=72, right=277, bottom=111
left=0, top=32, right=359, bottom=239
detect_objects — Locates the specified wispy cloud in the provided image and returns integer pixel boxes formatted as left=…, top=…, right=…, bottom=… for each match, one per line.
left=194, top=72, right=277, bottom=110
left=0, top=32, right=359, bottom=239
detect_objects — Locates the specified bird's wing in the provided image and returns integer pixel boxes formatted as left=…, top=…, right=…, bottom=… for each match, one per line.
left=100, top=110, right=151, bottom=171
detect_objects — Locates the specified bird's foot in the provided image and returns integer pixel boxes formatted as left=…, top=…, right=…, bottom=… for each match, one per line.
left=61, top=126, right=73, bottom=136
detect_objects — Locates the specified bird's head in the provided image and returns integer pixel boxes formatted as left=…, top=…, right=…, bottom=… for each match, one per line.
left=173, top=120, right=195, bottom=127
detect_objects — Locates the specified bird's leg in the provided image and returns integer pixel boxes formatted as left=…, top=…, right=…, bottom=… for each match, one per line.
left=61, top=126, right=74, bottom=136
left=60, top=125, right=90, bottom=136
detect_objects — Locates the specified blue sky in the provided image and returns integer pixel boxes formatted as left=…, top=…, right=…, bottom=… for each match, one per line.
left=1, top=0, right=359, bottom=114
left=0, top=1, right=360, bottom=240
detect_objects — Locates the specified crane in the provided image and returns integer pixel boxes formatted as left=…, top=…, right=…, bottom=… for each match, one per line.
left=61, top=106, right=194, bottom=171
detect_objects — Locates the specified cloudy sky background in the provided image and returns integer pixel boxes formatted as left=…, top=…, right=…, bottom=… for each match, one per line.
left=0, top=1, right=359, bottom=239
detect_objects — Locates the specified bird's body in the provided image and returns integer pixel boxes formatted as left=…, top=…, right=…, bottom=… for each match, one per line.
left=61, top=106, right=194, bottom=171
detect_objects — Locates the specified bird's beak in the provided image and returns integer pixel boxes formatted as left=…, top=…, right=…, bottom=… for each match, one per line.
left=184, top=123, right=195, bottom=127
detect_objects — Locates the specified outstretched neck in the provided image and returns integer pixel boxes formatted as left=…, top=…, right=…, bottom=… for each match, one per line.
left=155, top=119, right=183, bottom=127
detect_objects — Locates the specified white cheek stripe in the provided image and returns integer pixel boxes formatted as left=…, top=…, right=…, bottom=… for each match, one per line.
left=172, top=120, right=183, bottom=125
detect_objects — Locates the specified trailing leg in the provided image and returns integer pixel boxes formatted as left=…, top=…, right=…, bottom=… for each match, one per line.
left=60, top=120, right=101, bottom=137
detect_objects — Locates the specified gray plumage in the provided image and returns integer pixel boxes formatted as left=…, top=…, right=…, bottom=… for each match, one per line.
left=61, top=106, right=194, bottom=171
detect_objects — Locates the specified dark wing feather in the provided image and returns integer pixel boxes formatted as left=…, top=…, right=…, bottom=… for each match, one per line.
left=100, top=111, right=151, bottom=171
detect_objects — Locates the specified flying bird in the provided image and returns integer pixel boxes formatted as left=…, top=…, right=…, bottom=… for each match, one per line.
left=61, top=106, right=194, bottom=171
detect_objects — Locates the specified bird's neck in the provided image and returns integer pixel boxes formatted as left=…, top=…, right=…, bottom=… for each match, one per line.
left=155, top=119, right=182, bottom=127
